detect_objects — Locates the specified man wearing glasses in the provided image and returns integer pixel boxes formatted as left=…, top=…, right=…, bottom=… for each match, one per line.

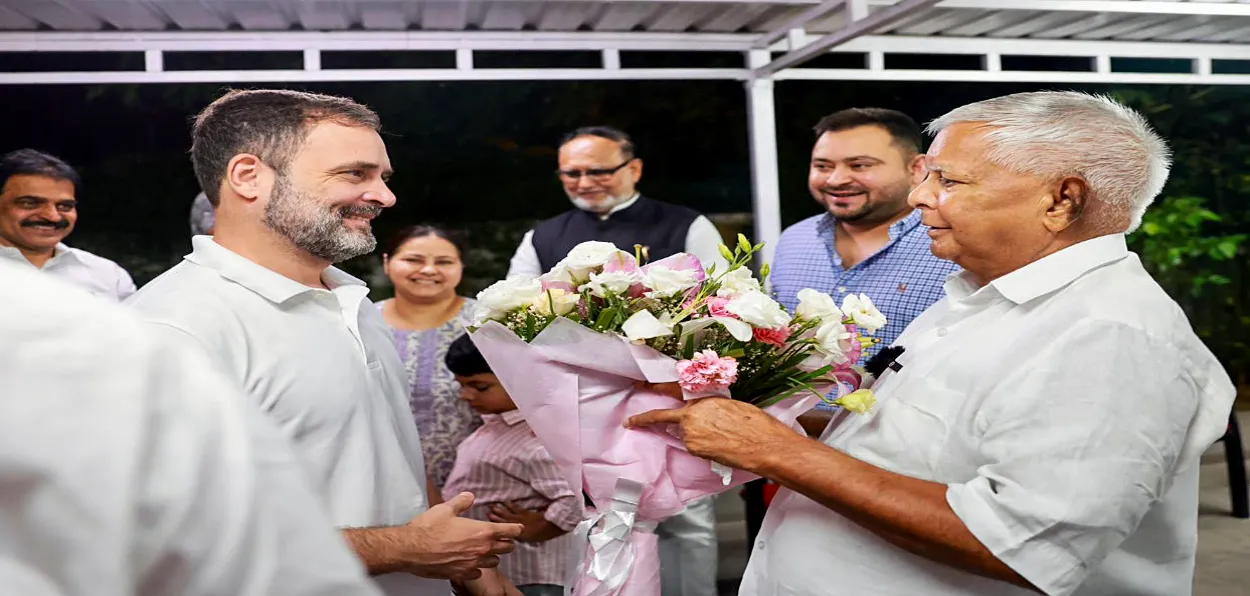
left=505, top=126, right=725, bottom=596
left=506, top=126, right=726, bottom=278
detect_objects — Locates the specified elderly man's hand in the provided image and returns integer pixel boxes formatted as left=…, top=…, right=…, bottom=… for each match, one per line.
left=626, top=397, right=802, bottom=474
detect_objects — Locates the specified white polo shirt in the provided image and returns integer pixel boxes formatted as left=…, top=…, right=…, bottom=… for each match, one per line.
left=0, top=258, right=381, bottom=596
left=126, top=236, right=447, bottom=596
left=740, top=234, right=1235, bottom=596
left=0, top=242, right=135, bottom=301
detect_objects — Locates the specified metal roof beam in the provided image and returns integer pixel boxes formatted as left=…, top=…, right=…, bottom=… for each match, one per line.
left=0, top=30, right=758, bottom=52
left=754, top=0, right=846, bottom=48
left=867, top=0, right=1250, bottom=17
left=755, top=0, right=941, bottom=75
left=768, top=33, right=1250, bottom=61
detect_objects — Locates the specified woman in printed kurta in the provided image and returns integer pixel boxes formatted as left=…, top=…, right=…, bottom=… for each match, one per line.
left=376, top=225, right=480, bottom=490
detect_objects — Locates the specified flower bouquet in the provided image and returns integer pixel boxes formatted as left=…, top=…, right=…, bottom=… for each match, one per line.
left=467, top=236, right=884, bottom=596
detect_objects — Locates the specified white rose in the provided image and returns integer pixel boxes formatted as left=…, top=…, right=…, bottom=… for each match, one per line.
left=563, top=241, right=622, bottom=281
left=796, top=288, right=843, bottom=323
left=842, top=293, right=887, bottom=334
left=475, top=276, right=543, bottom=319
left=531, top=288, right=580, bottom=317
left=641, top=266, right=700, bottom=297
left=580, top=270, right=639, bottom=298
left=725, top=290, right=791, bottom=329
left=716, top=266, right=761, bottom=298
left=540, top=263, right=574, bottom=286
left=812, top=320, right=853, bottom=364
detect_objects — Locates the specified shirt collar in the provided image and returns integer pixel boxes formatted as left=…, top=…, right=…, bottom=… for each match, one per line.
left=946, top=234, right=1130, bottom=304
left=184, top=235, right=367, bottom=304
left=482, top=409, right=528, bottom=426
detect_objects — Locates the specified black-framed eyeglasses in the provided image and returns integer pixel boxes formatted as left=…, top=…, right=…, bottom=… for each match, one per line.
left=556, top=158, right=635, bottom=181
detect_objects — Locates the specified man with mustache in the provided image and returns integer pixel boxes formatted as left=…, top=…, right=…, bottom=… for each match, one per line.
left=771, top=109, right=960, bottom=356
left=127, top=89, right=523, bottom=596
left=506, top=126, right=726, bottom=278
left=0, top=148, right=136, bottom=300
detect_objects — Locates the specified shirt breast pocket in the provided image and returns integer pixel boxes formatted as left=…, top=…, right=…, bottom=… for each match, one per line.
left=845, top=376, right=962, bottom=480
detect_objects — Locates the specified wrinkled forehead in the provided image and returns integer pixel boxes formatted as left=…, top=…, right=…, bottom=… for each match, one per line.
left=925, top=122, right=996, bottom=173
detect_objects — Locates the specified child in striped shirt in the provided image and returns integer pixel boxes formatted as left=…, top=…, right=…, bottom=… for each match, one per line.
left=443, top=335, right=584, bottom=596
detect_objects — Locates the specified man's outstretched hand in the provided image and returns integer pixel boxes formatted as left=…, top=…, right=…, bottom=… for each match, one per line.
left=404, top=492, right=524, bottom=580
left=626, top=396, right=802, bottom=475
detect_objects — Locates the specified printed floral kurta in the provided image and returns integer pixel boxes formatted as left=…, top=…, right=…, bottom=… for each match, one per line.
left=376, top=298, right=482, bottom=488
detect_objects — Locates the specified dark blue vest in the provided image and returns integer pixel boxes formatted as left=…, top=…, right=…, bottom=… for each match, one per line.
left=531, top=197, right=701, bottom=272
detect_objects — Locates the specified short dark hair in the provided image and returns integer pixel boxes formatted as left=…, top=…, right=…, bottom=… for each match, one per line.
left=813, top=108, right=924, bottom=156
left=0, top=149, right=81, bottom=194
left=559, top=126, right=636, bottom=160
left=383, top=224, right=467, bottom=260
left=191, top=89, right=381, bottom=206
left=445, top=334, right=492, bottom=377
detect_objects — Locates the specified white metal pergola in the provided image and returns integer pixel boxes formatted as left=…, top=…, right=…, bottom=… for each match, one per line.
left=2, top=0, right=1250, bottom=262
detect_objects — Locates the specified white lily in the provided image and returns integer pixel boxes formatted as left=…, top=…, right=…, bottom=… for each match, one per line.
left=622, top=310, right=676, bottom=342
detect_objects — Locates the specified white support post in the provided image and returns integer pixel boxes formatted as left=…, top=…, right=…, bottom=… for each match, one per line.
left=1196, top=56, right=1213, bottom=76
left=1095, top=54, right=1111, bottom=74
left=143, top=49, right=162, bottom=72
left=602, top=48, right=621, bottom=70
left=745, top=50, right=782, bottom=277
left=983, top=53, right=1001, bottom=72
left=867, top=50, right=884, bottom=71
left=456, top=48, right=473, bottom=70
left=303, top=49, right=321, bottom=71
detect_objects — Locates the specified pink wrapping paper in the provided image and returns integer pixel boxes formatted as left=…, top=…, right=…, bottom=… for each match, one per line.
left=470, top=317, right=818, bottom=594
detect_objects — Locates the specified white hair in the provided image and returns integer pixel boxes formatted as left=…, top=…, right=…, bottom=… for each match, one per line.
left=926, top=91, right=1171, bottom=232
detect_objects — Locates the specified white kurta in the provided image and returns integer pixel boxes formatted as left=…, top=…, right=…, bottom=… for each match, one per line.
left=0, top=259, right=381, bottom=596
left=0, top=242, right=135, bottom=300
left=740, top=234, right=1235, bottom=596
left=126, top=236, right=448, bottom=596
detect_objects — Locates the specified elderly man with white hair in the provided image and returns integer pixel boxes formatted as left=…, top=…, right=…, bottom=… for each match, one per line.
left=630, top=91, right=1235, bottom=596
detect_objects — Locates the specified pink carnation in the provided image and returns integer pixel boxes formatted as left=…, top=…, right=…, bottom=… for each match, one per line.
left=676, top=350, right=739, bottom=394
left=752, top=326, right=792, bottom=349
left=706, top=296, right=735, bottom=319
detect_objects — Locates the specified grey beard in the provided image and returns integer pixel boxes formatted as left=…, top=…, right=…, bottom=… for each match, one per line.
left=263, top=179, right=377, bottom=263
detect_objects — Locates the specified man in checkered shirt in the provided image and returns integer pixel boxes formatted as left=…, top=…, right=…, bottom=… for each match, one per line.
left=771, top=108, right=960, bottom=364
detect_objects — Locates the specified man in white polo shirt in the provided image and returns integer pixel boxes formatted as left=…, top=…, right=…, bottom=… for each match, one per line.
left=632, top=92, right=1235, bottom=595
left=0, top=148, right=135, bottom=300
left=127, top=89, right=523, bottom=596
left=1, top=258, right=382, bottom=596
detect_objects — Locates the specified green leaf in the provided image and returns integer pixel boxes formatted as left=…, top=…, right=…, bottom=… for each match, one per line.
left=1216, top=240, right=1239, bottom=260
left=1141, top=222, right=1162, bottom=235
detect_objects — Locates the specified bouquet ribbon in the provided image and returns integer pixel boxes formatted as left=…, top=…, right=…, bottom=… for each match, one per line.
left=565, top=478, right=658, bottom=596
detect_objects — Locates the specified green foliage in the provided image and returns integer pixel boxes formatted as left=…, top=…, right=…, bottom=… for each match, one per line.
left=1132, top=197, right=1245, bottom=297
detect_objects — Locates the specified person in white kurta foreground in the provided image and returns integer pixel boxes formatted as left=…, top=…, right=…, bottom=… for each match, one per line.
left=127, top=89, right=523, bottom=596
left=631, top=91, right=1236, bottom=596
left=0, top=258, right=382, bottom=596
